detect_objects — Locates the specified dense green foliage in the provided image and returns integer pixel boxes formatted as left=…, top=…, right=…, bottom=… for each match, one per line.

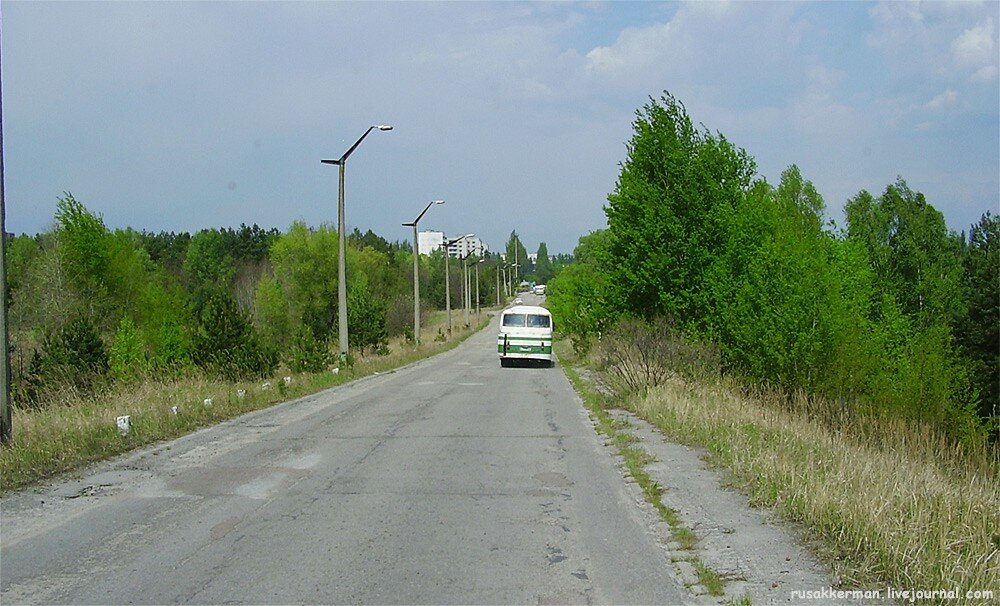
left=25, top=316, right=109, bottom=404
left=347, top=280, right=390, bottom=354
left=549, top=92, right=998, bottom=443
left=6, top=195, right=517, bottom=408
left=533, top=242, right=555, bottom=285
left=192, top=293, right=277, bottom=381
left=546, top=231, right=613, bottom=352
left=286, top=324, right=333, bottom=373
left=505, top=231, right=530, bottom=283
left=957, top=213, right=999, bottom=420
left=603, top=93, right=756, bottom=328
left=109, top=316, right=148, bottom=384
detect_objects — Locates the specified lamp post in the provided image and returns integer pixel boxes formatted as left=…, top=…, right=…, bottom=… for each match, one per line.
left=495, top=261, right=501, bottom=306
left=403, top=200, right=444, bottom=345
left=322, top=124, right=392, bottom=362
left=444, top=233, right=473, bottom=334
left=511, top=234, right=521, bottom=293
left=0, top=28, right=10, bottom=445
left=475, top=258, right=485, bottom=315
left=461, top=250, right=473, bottom=327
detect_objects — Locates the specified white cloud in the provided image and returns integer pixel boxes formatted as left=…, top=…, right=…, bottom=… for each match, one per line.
left=584, top=21, right=677, bottom=77
left=806, top=65, right=847, bottom=93
left=683, top=0, right=732, bottom=19
left=580, top=1, right=804, bottom=107
left=789, top=92, right=860, bottom=138
left=971, top=64, right=999, bottom=82
left=951, top=17, right=995, bottom=66
left=869, top=1, right=925, bottom=26
left=3, top=1, right=995, bottom=250
left=925, top=89, right=959, bottom=109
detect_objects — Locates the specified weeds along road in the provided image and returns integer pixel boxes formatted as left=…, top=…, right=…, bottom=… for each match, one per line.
left=0, top=295, right=689, bottom=605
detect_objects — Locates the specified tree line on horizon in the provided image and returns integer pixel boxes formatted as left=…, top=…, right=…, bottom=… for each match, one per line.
left=547, top=92, right=998, bottom=444
left=4, top=196, right=569, bottom=407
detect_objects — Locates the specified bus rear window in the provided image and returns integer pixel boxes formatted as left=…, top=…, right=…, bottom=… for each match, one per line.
left=502, top=314, right=526, bottom=327
left=527, top=314, right=551, bottom=328
left=502, top=313, right=551, bottom=328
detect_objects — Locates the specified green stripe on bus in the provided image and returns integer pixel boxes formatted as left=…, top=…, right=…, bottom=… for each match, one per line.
left=498, top=345, right=552, bottom=354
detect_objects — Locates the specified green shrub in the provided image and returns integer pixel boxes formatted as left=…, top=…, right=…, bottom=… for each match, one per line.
left=596, top=316, right=720, bottom=395
left=25, top=316, right=108, bottom=405
left=109, top=316, right=148, bottom=383
left=286, top=324, right=333, bottom=373
left=192, top=293, right=277, bottom=381
left=348, top=282, right=388, bottom=354
left=152, top=317, right=190, bottom=371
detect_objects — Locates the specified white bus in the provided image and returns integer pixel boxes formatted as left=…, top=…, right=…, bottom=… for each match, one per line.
left=497, top=305, right=554, bottom=367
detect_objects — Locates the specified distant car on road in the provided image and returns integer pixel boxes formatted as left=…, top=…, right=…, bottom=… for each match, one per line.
left=532, top=284, right=546, bottom=295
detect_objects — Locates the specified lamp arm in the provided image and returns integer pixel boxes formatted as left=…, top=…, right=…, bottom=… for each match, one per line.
left=340, top=126, right=377, bottom=162
left=413, top=200, right=437, bottom=225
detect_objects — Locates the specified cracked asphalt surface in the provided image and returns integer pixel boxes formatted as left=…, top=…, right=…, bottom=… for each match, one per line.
left=0, top=297, right=690, bottom=605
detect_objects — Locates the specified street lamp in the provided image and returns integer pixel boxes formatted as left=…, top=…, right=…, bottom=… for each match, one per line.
left=500, top=263, right=507, bottom=299
left=461, top=249, right=475, bottom=327
left=0, top=48, right=10, bottom=445
left=475, top=258, right=485, bottom=315
left=444, top=233, right=473, bottom=334
left=403, top=200, right=444, bottom=345
left=322, top=124, right=392, bottom=362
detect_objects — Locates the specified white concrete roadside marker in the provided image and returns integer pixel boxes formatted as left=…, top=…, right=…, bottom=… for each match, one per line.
left=261, top=381, right=272, bottom=390
left=332, top=368, right=339, bottom=375
left=116, top=415, right=131, bottom=435
left=283, top=376, right=292, bottom=385
left=203, top=398, right=213, bottom=408
left=170, top=406, right=178, bottom=415
left=237, top=389, right=247, bottom=399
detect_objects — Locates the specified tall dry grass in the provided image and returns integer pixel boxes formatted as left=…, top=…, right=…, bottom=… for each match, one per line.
left=0, top=311, right=490, bottom=493
left=627, top=376, right=999, bottom=602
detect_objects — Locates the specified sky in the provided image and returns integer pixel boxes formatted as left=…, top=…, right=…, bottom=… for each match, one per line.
left=1, top=1, right=997, bottom=256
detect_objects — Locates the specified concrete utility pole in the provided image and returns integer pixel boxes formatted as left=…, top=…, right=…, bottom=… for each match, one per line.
left=1, top=8, right=12, bottom=445
left=444, top=243, right=452, bottom=334
left=461, top=248, right=475, bottom=327
left=513, top=236, right=520, bottom=292
left=322, top=124, right=392, bottom=362
left=463, top=253, right=470, bottom=327
left=475, top=258, right=483, bottom=315
left=443, top=234, right=473, bottom=335
left=403, top=200, right=443, bottom=345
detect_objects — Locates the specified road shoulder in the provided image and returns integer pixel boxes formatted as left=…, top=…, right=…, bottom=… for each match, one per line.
left=566, top=363, right=859, bottom=605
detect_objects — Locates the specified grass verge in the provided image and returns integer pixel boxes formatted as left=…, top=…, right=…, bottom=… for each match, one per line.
left=1, top=311, right=492, bottom=493
left=558, top=339, right=1000, bottom=604
left=558, top=347, right=724, bottom=596
left=633, top=378, right=999, bottom=603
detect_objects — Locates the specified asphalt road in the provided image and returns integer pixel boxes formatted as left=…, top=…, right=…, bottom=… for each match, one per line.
left=1, top=295, right=689, bottom=605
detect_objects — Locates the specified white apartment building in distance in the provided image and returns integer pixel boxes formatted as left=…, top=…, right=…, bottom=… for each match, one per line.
left=417, top=230, right=489, bottom=258
left=447, top=234, right=488, bottom=258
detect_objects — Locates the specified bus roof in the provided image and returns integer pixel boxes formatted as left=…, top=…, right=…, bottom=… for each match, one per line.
left=502, top=305, right=551, bottom=316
